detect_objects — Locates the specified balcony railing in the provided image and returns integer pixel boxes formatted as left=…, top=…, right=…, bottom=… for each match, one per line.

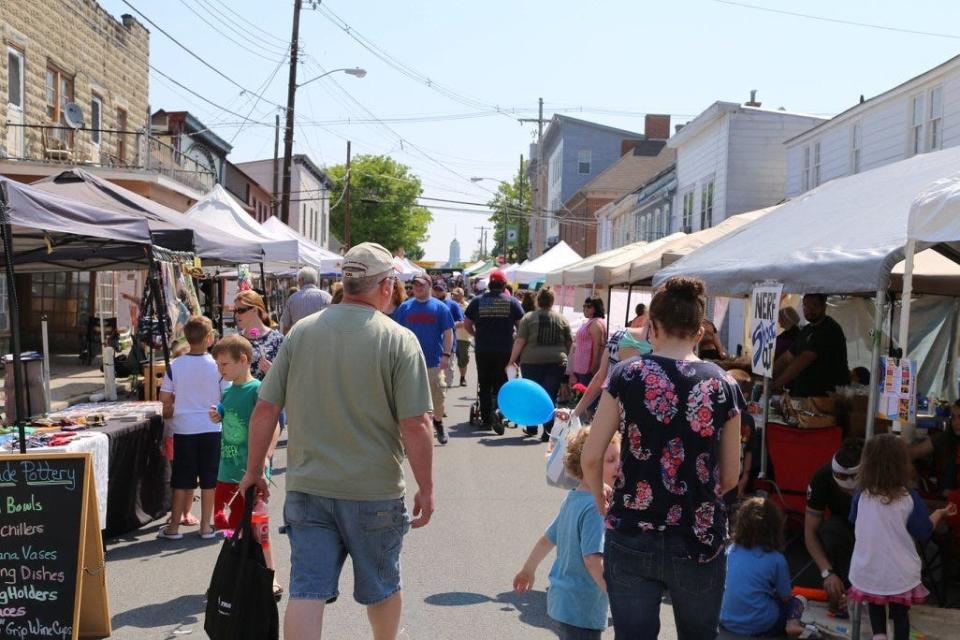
left=2, top=122, right=215, bottom=193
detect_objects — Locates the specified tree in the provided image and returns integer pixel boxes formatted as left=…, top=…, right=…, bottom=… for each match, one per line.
left=487, top=159, right=530, bottom=263
left=327, top=154, right=432, bottom=256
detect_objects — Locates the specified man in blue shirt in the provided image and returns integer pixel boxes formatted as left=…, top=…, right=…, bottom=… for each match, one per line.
left=432, top=280, right=465, bottom=388
left=464, top=269, right=524, bottom=434
left=395, top=273, right=455, bottom=444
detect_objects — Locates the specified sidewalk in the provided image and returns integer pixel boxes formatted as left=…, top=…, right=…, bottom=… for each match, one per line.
left=0, top=353, right=130, bottom=421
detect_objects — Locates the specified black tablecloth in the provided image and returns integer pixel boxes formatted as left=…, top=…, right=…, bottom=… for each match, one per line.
left=93, top=415, right=171, bottom=537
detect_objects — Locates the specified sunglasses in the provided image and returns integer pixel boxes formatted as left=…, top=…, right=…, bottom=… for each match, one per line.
left=234, top=306, right=253, bottom=314
left=833, top=472, right=857, bottom=481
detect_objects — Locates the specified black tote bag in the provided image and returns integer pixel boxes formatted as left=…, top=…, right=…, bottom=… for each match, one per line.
left=205, top=487, right=279, bottom=640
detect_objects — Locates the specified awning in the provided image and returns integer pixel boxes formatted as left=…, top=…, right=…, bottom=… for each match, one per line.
left=31, top=169, right=263, bottom=264
left=513, top=241, right=582, bottom=284
left=1, top=176, right=153, bottom=271
left=654, top=147, right=960, bottom=296
left=184, top=185, right=299, bottom=265
left=260, top=216, right=342, bottom=273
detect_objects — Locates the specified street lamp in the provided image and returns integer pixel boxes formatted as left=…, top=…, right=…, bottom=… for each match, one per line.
left=297, top=67, right=367, bottom=88
left=280, top=66, right=367, bottom=226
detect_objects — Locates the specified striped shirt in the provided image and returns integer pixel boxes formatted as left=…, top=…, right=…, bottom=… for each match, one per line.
left=281, top=284, right=332, bottom=331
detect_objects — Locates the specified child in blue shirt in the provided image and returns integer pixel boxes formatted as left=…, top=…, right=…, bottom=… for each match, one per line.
left=513, top=427, right=621, bottom=639
left=720, top=497, right=806, bottom=637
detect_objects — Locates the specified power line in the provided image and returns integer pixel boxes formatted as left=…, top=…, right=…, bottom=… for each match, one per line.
left=169, top=0, right=288, bottom=62
left=311, top=3, right=518, bottom=118
left=192, top=0, right=291, bottom=54
left=713, top=0, right=960, bottom=40
left=204, top=0, right=291, bottom=46
left=229, top=57, right=288, bottom=144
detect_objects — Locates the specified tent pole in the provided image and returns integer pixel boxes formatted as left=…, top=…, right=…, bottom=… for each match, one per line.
left=896, top=240, right=917, bottom=441
left=259, top=262, right=269, bottom=312
left=1, top=186, right=29, bottom=453
left=625, top=284, right=633, bottom=327
left=865, top=289, right=886, bottom=439
left=942, top=299, right=960, bottom=402
left=605, top=286, right=612, bottom=341
left=758, top=376, right=771, bottom=479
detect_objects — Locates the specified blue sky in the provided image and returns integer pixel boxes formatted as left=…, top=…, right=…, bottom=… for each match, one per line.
left=100, top=0, right=960, bottom=261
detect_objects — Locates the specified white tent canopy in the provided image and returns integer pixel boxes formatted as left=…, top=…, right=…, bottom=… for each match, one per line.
left=513, top=241, right=582, bottom=284
left=545, top=242, right=647, bottom=287
left=654, top=147, right=960, bottom=296
left=185, top=185, right=299, bottom=266
left=261, top=216, right=342, bottom=274
left=393, top=256, right=422, bottom=281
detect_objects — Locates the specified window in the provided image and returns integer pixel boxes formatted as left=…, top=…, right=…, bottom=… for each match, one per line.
left=928, top=86, right=943, bottom=151
left=700, top=181, right=714, bottom=229
left=30, top=272, right=90, bottom=338
left=577, top=150, right=591, bottom=174
left=911, top=94, right=924, bottom=156
left=95, top=272, right=116, bottom=317
left=812, top=143, right=821, bottom=187
left=7, top=48, right=24, bottom=109
left=802, top=146, right=811, bottom=191
left=681, top=190, right=694, bottom=233
left=116, top=107, right=127, bottom=164
left=45, top=64, right=74, bottom=144
left=301, top=203, right=307, bottom=234
left=90, top=95, right=102, bottom=145
left=850, top=122, right=862, bottom=174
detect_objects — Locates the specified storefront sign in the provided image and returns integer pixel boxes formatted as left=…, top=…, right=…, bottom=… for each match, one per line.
left=749, top=283, right=783, bottom=377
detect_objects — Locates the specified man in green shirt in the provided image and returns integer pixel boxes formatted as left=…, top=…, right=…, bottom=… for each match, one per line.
left=241, top=242, right=435, bottom=640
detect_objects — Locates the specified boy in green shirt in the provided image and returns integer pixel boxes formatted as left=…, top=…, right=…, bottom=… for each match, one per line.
left=209, top=334, right=281, bottom=597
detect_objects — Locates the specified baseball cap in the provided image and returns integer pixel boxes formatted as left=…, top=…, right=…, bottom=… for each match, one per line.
left=432, top=280, right=447, bottom=291
left=341, top=242, right=395, bottom=279
left=489, top=269, right=507, bottom=284
left=411, top=273, right=431, bottom=285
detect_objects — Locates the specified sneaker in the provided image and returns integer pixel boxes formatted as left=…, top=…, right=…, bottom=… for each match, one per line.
left=524, top=426, right=538, bottom=437
left=434, top=420, right=448, bottom=445
left=460, top=378, right=467, bottom=387
left=540, top=430, right=550, bottom=442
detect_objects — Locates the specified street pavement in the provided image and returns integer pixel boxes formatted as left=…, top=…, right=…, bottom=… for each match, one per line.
left=104, top=362, right=681, bottom=639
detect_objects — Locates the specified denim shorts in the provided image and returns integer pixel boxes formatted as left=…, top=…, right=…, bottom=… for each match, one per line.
left=283, top=491, right=411, bottom=605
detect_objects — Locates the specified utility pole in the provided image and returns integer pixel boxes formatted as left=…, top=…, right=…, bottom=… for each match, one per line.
left=271, top=114, right=280, bottom=217
left=279, top=0, right=302, bottom=225
left=515, top=153, right=524, bottom=262
left=475, top=225, right=490, bottom=259
left=518, top=98, right=545, bottom=257
left=344, top=140, right=352, bottom=247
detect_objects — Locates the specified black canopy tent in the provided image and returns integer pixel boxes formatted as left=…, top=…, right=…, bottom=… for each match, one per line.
left=0, top=176, right=155, bottom=453
left=31, top=169, right=264, bottom=267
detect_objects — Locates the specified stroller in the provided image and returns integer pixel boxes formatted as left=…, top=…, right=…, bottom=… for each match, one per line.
left=468, top=380, right=512, bottom=432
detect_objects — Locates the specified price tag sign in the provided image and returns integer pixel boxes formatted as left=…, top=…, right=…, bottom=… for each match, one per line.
left=749, top=283, right=783, bottom=378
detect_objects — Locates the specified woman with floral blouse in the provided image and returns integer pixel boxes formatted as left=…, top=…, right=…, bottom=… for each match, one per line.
left=581, top=276, right=743, bottom=640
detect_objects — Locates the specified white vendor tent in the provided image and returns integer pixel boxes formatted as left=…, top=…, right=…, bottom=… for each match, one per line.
left=261, top=216, right=342, bottom=274
left=653, top=147, right=960, bottom=296
left=545, top=243, right=645, bottom=287
left=393, top=256, right=422, bottom=281
left=185, top=185, right=299, bottom=266
left=512, top=241, right=582, bottom=284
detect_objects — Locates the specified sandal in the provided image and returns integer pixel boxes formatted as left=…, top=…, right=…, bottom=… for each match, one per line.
left=199, top=529, right=219, bottom=540
left=156, top=526, right=183, bottom=540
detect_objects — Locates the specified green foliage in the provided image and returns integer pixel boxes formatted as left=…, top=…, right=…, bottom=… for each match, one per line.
left=327, top=155, right=432, bottom=255
left=487, top=159, right=530, bottom=263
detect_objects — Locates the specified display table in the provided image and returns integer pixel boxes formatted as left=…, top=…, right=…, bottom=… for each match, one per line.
left=93, top=415, right=170, bottom=537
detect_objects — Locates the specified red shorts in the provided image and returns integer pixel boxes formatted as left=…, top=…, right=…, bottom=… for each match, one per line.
left=213, top=481, right=245, bottom=531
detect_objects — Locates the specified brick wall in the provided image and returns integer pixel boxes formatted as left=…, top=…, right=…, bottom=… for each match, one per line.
left=558, top=196, right=605, bottom=256
left=1, top=0, right=149, bottom=164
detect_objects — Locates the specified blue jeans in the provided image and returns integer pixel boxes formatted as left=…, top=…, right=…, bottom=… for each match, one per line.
left=283, top=492, right=411, bottom=605
left=604, top=529, right=725, bottom=640
left=521, top=361, right=565, bottom=430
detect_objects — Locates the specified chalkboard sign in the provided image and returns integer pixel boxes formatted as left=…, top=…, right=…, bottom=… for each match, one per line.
left=0, top=452, right=110, bottom=640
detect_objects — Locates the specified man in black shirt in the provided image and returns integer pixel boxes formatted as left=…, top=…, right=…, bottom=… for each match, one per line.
left=772, top=294, right=849, bottom=397
left=804, top=438, right=863, bottom=612
left=464, top=269, right=524, bottom=434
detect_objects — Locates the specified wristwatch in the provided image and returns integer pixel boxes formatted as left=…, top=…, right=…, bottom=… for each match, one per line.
left=820, top=568, right=834, bottom=579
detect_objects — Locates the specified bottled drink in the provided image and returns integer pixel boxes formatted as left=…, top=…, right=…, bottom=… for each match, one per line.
left=251, top=499, right=270, bottom=550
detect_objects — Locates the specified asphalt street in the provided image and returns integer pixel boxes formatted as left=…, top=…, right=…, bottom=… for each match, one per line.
left=104, top=363, right=681, bottom=639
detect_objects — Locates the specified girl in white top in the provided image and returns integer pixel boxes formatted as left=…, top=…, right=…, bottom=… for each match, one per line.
left=848, top=434, right=956, bottom=640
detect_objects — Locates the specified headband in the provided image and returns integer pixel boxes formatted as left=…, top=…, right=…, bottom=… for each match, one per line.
left=832, top=457, right=860, bottom=475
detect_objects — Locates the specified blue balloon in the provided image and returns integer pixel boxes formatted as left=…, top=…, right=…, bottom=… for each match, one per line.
left=497, top=378, right=555, bottom=426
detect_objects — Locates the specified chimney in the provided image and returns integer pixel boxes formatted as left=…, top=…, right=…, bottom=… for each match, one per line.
left=745, top=90, right=761, bottom=108
left=644, top=114, right=671, bottom=140
left=620, top=139, right=645, bottom=156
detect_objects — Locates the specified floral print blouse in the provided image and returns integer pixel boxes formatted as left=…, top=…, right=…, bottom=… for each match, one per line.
left=249, top=328, right=284, bottom=381
left=605, top=354, right=745, bottom=562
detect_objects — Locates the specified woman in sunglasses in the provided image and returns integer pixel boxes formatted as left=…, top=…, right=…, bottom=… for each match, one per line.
left=233, top=290, right=284, bottom=381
